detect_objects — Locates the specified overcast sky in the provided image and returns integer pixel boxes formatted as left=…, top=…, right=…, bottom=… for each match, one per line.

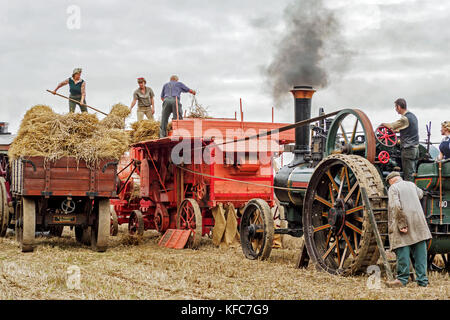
left=1, top=0, right=449, bottom=142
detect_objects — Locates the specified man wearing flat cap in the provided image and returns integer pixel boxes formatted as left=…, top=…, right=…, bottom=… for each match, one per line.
left=130, top=77, right=155, bottom=121
left=52, top=68, right=87, bottom=112
left=385, top=171, right=432, bottom=288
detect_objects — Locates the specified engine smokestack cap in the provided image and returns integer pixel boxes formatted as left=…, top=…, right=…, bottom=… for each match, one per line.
left=291, top=86, right=316, bottom=99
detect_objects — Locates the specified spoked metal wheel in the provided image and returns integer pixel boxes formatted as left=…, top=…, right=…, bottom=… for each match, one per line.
left=325, top=109, right=377, bottom=163
left=0, top=177, right=10, bottom=237
left=240, top=199, right=274, bottom=260
left=128, top=210, right=144, bottom=236
left=15, top=197, right=36, bottom=252
left=91, top=199, right=110, bottom=252
left=303, top=154, right=387, bottom=275
left=176, top=198, right=202, bottom=249
left=110, top=205, right=119, bottom=236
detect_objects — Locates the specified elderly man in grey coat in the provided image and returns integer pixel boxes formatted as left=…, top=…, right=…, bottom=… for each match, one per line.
left=385, top=171, right=432, bottom=288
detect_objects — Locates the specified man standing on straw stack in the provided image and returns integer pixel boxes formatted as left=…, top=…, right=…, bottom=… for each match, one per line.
left=159, top=75, right=196, bottom=138
left=130, top=77, right=155, bottom=121
left=52, top=68, right=87, bottom=113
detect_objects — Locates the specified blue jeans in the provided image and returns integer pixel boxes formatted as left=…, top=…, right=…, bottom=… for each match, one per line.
left=395, top=240, right=428, bottom=286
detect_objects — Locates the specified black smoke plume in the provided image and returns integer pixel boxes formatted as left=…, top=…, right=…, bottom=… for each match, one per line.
left=266, top=0, right=350, bottom=104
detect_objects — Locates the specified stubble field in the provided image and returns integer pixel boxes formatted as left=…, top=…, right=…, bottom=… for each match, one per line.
left=0, top=226, right=448, bottom=300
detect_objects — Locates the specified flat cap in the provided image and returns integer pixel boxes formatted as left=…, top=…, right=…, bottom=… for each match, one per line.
left=386, top=171, right=400, bottom=182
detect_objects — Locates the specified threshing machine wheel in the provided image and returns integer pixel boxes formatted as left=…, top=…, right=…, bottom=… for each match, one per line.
left=0, top=177, right=10, bottom=237
left=91, top=199, right=110, bottom=252
left=15, top=197, right=35, bottom=252
left=240, top=199, right=274, bottom=260
left=110, top=205, right=119, bottom=236
left=325, top=109, right=377, bottom=163
left=176, top=198, right=202, bottom=249
left=303, top=154, right=387, bottom=275
left=128, top=210, right=144, bottom=236
left=154, top=204, right=170, bottom=234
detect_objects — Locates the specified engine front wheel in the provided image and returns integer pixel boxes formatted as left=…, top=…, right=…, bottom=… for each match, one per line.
left=240, top=199, right=274, bottom=260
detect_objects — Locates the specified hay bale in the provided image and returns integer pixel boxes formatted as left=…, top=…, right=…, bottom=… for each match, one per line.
left=9, top=104, right=131, bottom=166
left=101, top=103, right=130, bottom=129
left=130, top=120, right=160, bottom=144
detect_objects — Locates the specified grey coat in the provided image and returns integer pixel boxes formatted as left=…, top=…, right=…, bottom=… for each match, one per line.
left=387, top=179, right=432, bottom=250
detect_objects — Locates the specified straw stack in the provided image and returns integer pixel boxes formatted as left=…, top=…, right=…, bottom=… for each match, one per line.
left=9, top=104, right=130, bottom=166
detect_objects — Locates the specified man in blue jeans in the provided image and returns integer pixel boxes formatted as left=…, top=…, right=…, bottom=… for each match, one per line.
left=385, top=171, right=432, bottom=288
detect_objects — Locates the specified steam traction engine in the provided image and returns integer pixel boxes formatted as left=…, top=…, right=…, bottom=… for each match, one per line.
left=240, top=86, right=450, bottom=275
left=110, top=116, right=295, bottom=248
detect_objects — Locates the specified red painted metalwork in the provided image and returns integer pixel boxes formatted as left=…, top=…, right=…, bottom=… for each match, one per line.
left=377, top=151, right=390, bottom=164
left=376, top=125, right=398, bottom=147
left=110, top=116, right=295, bottom=242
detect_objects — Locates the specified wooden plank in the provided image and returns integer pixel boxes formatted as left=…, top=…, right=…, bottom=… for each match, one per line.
left=360, top=187, right=394, bottom=281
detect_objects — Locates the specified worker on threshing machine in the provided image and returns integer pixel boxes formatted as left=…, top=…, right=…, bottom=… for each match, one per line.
left=52, top=68, right=87, bottom=113
left=385, top=171, right=432, bottom=288
left=439, top=121, right=450, bottom=160
left=381, top=98, right=419, bottom=182
left=130, top=77, right=155, bottom=121
left=159, top=75, right=196, bottom=138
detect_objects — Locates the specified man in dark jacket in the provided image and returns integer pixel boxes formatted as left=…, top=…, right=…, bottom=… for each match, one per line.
left=382, top=98, right=419, bottom=182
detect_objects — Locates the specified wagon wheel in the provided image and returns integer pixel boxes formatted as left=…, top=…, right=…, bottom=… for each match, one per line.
left=91, top=199, right=110, bottom=252
left=128, top=210, right=144, bottom=236
left=0, top=177, right=10, bottom=237
left=240, top=199, right=274, bottom=260
left=176, top=198, right=202, bottom=249
left=110, top=205, right=119, bottom=236
left=15, top=197, right=36, bottom=252
left=325, top=109, right=376, bottom=163
left=75, top=226, right=91, bottom=245
left=303, top=154, right=387, bottom=275
left=49, top=225, right=64, bottom=237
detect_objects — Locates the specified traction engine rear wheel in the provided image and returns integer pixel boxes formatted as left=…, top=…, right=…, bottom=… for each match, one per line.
left=240, top=199, right=274, bottom=260
left=128, top=210, right=144, bottom=236
left=303, top=154, right=387, bottom=275
left=176, top=198, right=202, bottom=249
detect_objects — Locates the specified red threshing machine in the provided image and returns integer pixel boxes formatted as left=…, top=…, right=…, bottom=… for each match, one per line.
left=110, top=114, right=295, bottom=248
